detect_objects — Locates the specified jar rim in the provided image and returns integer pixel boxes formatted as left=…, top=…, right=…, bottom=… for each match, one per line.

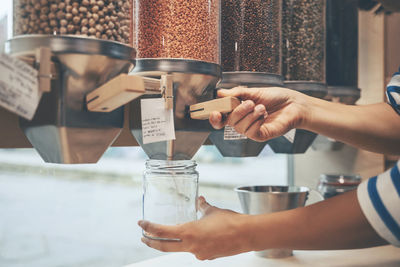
left=145, top=159, right=197, bottom=170
left=320, top=174, right=361, bottom=184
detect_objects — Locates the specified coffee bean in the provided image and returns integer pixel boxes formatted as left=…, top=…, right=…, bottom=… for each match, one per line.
left=221, top=0, right=281, bottom=73
left=14, top=0, right=132, bottom=45
left=134, top=0, right=220, bottom=63
left=282, top=0, right=326, bottom=82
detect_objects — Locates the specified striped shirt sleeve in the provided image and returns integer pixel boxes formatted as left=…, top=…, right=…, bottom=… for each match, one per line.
left=356, top=72, right=400, bottom=246
left=357, top=161, right=400, bottom=246
left=386, top=69, right=400, bottom=114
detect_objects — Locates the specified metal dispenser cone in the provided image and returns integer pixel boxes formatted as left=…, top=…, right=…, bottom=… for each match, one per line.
left=5, top=35, right=135, bottom=164
left=209, top=72, right=284, bottom=157
left=129, top=59, right=222, bottom=160
left=268, top=81, right=327, bottom=154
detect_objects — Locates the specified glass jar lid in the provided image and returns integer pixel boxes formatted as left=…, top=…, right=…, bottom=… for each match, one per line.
left=319, top=174, right=361, bottom=186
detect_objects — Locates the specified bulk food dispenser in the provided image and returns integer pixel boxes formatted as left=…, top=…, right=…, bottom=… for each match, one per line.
left=268, top=0, right=327, bottom=154
left=212, top=0, right=284, bottom=157
left=128, top=0, right=222, bottom=160
left=312, top=0, right=360, bottom=151
left=5, top=0, right=135, bottom=163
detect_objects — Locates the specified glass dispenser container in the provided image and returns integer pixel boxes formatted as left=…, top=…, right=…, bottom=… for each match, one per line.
left=324, top=0, right=360, bottom=105
left=326, top=0, right=358, bottom=87
left=315, top=0, right=359, bottom=153
left=221, top=0, right=281, bottom=73
left=282, top=0, right=326, bottom=82
left=13, top=0, right=133, bottom=45
left=133, top=0, right=220, bottom=63
left=143, top=160, right=199, bottom=232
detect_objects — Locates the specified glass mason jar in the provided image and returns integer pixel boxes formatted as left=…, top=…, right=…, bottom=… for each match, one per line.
left=133, top=0, right=221, bottom=63
left=282, top=0, right=326, bottom=82
left=317, top=174, right=361, bottom=199
left=326, top=0, right=358, bottom=87
left=13, top=0, right=133, bottom=45
left=143, top=160, right=199, bottom=230
left=221, top=0, right=281, bottom=73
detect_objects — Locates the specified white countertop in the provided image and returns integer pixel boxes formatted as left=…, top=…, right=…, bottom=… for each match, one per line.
left=126, top=245, right=400, bottom=267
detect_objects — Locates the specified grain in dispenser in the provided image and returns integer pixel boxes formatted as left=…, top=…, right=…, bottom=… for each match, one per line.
left=129, top=0, right=222, bottom=160
left=13, top=0, right=133, bottom=44
left=133, top=0, right=220, bottom=63
left=282, top=0, right=326, bottom=82
left=221, top=0, right=281, bottom=73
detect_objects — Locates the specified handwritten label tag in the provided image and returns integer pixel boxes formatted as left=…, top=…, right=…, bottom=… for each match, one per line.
left=283, top=129, right=296, bottom=143
left=141, top=98, right=176, bottom=144
left=0, top=54, right=41, bottom=120
left=224, top=125, right=247, bottom=140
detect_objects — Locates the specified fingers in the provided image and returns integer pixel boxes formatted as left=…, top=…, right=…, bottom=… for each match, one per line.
left=209, top=111, right=226, bottom=130
left=244, top=118, right=265, bottom=141
left=217, top=87, right=261, bottom=103
left=226, top=100, right=255, bottom=126
left=141, top=237, right=186, bottom=252
left=138, top=220, right=181, bottom=240
left=233, top=104, right=266, bottom=134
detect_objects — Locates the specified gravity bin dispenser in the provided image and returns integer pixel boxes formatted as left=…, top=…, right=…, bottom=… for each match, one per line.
left=128, top=0, right=222, bottom=160
left=312, top=0, right=361, bottom=152
left=217, top=0, right=286, bottom=157
left=87, top=0, right=223, bottom=160
left=5, top=0, right=135, bottom=163
left=5, top=35, right=135, bottom=164
left=268, top=0, right=328, bottom=154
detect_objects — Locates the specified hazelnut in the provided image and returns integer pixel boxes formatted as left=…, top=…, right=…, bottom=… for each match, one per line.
left=73, top=16, right=80, bottom=24
left=60, top=19, right=68, bottom=26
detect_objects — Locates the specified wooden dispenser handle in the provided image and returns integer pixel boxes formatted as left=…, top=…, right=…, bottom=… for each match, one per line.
left=86, top=74, right=161, bottom=112
left=189, top=96, right=241, bottom=120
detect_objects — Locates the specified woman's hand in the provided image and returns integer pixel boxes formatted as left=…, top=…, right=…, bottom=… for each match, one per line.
left=138, top=196, right=252, bottom=260
left=209, top=87, right=310, bottom=142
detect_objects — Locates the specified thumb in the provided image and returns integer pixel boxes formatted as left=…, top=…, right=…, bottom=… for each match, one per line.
left=197, top=196, right=216, bottom=216
left=217, top=86, right=260, bottom=102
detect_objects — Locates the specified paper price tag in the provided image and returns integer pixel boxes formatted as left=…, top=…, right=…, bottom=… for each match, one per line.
left=141, top=98, right=176, bottom=144
left=224, top=125, right=247, bottom=140
left=0, top=54, right=42, bottom=120
left=283, top=129, right=296, bottom=143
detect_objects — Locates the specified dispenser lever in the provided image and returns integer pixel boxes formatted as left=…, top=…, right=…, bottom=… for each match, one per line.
left=86, top=74, right=148, bottom=112
left=189, top=96, right=241, bottom=120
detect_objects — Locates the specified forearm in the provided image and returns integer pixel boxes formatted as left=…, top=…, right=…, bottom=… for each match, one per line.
left=247, top=190, right=387, bottom=251
left=300, top=97, right=400, bottom=155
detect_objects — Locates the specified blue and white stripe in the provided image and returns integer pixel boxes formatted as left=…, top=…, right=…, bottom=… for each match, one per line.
left=386, top=69, right=400, bottom=115
left=356, top=69, right=400, bottom=246
left=358, top=161, right=400, bottom=246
